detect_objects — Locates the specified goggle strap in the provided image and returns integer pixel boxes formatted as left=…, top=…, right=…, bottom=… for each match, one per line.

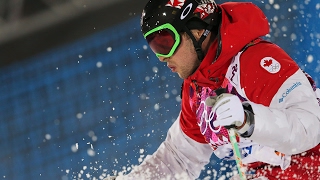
left=183, top=26, right=205, bottom=61
left=198, top=11, right=220, bottom=44
left=183, top=13, right=218, bottom=61
left=186, top=8, right=221, bottom=61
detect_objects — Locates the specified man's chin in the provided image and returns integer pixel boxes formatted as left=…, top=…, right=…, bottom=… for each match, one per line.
left=177, top=74, right=184, bottom=79
left=177, top=73, right=189, bottom=80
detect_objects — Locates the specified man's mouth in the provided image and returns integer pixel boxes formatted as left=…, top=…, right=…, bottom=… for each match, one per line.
left=167, top=65, right=176, bottom=72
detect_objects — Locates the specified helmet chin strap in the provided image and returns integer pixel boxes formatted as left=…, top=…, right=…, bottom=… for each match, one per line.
left=183, top=26, right=206, bottom=61
left=183, top=17, right=216, bottom=62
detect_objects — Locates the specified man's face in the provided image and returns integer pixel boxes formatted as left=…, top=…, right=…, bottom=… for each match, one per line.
left=159, top=33, right=200, bottom=79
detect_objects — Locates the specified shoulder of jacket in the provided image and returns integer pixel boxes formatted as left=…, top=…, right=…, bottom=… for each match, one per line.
left=236, top=41, right=299, bottom=105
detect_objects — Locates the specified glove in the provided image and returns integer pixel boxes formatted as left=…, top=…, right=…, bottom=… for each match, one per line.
left=205, top=93, right=245, bottom=129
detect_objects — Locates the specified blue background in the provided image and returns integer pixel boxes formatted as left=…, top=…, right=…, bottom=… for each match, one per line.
left=0, top=0, right=319, bottom=179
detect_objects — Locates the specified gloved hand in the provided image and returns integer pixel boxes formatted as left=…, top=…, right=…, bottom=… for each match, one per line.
left=205, top=93, right=245, bottom=129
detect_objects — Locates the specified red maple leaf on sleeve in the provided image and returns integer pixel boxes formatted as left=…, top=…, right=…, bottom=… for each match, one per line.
left=263, top=59, right=273, bottom=67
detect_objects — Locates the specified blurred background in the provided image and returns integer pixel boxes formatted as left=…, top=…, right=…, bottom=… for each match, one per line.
left=0, top=0, right=319, bottom=179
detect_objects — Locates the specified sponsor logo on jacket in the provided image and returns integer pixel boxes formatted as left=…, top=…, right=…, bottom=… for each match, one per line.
left=279, top=82, right=302, bottom=103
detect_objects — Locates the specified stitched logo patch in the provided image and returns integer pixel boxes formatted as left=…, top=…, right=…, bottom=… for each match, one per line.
left=260, top=57, right=281, bottom=74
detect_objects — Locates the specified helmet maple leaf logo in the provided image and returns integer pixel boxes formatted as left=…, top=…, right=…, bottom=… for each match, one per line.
left=165, top=0, right=185, bottom=9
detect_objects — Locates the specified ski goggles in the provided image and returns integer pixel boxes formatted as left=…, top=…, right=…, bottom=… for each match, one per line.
left=144, top=23, right=181, bottom=58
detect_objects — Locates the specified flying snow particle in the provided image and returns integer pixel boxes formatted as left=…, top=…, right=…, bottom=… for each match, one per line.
left=107, top=47, right=112, bottom=52
left=281, top=26, right=288, bottom=32
left=307, top=55, right=314, bottom=63
left=138, top=157, right=143, bottom=163
left=76, top=113, right=83, bottom=119
left=152, top=66, right=159, bottom=73
left=206, top=170, right=212, bottom=175
left=140, top=93, right=147, bottom=100
left=171, top=89, right=178, bottom=95
left=87, top=148, right=96, bottom=156
left=92, top=136, right=97, bottom=141
left=71, top=143, right=78, bottom=152
left=45, top=134, right=51, bottom=140
left=290, top=33, right=297, bottom=41
left=88, top=131, right=94, bottom=137
left=86, top=173, right=90, bottom=178
left=96, top=61, right=103, bottom=68
left=265, top=4, right=271, bottom=10
left=109, top=116, right=116, bottom=123
left=154, top=103, right=160, bottom=111
left=139, top=149, right=145, bottom=154
left=273, top=4, right=280, bottom=10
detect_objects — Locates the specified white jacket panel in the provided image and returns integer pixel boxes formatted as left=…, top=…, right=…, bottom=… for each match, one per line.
left=249, top=69, right=320, bottom=155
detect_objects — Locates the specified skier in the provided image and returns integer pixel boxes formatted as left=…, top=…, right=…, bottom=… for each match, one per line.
left=107, top=0, right=320, bottom=179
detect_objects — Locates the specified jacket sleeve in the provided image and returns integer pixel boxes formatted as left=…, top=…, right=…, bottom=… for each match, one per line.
left=117, top=114, right=213, bottom=179
left=239, top=42, right=320, bottom=155
left=248, top=69, right=320, bottom=155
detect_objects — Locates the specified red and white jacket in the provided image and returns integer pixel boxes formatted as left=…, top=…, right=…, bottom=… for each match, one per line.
left=119, top=2, right=320, bottom=180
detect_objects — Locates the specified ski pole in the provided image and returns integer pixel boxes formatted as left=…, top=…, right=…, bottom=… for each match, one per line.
left=214, top=88, right=247, bottom=180
left=228, top=128, right=247, bottom=180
